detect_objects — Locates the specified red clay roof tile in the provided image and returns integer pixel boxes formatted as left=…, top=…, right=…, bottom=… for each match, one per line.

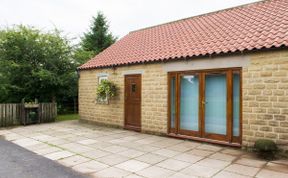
left=79, top=0, right=288, bottom=70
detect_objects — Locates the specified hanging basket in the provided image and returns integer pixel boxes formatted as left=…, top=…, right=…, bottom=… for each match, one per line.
left=96, top=80, right=117, bottom=104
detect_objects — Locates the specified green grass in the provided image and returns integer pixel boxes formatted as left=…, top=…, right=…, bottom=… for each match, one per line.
left=56, top=114, right=79, bottom=122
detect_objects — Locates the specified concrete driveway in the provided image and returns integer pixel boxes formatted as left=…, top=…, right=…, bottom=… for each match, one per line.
left=1, top=120, right=287, bottom=178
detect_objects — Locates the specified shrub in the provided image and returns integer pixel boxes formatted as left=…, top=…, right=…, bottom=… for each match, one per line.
left=254, top=139, right=278, bottom=160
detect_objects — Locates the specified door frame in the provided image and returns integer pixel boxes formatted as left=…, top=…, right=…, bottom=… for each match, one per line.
left=124, top=74, right=142, bottom=132
left=167, top=67, right=242, bottom=145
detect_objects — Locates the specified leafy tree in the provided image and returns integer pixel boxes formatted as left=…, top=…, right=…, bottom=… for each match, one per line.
left=73, top=47, right=95, bottom=66
left=0, top=60, right=14, bottom=102
left=0, top=12, right=116, bottom=111
left=0, top=25, right=77, bottom=105
left=81, top=12, right=117, bottom=56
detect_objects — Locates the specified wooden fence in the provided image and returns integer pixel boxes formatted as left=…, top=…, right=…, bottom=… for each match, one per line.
left=39, top=103, right=57, bottom=123
left=0, top=103, right=57, bottom=127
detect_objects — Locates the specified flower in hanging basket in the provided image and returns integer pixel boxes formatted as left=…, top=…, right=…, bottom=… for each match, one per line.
left=96, top=80, right=117, bottom=102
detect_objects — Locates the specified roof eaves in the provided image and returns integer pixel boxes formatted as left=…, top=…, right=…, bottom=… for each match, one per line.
left=77, top=44, right=288, bottom=71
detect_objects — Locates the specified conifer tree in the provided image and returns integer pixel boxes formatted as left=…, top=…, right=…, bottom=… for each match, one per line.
left=81, top=12, right=116, bottom=54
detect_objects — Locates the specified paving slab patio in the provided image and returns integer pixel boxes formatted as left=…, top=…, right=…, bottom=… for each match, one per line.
left=1, top=120, right=287, bottom=178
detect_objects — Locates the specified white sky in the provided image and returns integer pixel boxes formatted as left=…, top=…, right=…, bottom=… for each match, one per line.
left=0, top=0, right=260, bottom=42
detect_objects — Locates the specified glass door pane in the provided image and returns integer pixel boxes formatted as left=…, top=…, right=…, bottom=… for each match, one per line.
left=233, top=72, right=240, bottom=136
left=170, top=76, right=176, bottom=129
left=205, top=73, right=227, bottom=135
left=180, top=74, right=199, bottom=131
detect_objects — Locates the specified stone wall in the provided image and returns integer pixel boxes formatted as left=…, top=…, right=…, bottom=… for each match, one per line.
left=79, top=49, right=288, bottom=149
left=242, top=50, right=288, bottom=150
left=78, top=63, right=168, bottom=134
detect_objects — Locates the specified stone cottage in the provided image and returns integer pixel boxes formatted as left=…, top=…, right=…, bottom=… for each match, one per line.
left=78, top=0, right=288, bottom=149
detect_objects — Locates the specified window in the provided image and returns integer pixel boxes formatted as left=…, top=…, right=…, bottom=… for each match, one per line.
left=233, top=71, right=241, bottom=142
left=131, top=83, right=136, bottom=92
left=180, top=74, right=199, bottom=132
left=169, top=74, right=176, bottom=131
left=98, top=75, right=108, bottom=84
left=98, top=75, right=108, bottom=102
left=168, top=68, right=242, bottom=144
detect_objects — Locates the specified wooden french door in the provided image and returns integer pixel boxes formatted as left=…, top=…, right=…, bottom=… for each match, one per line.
left=124, top=74, right=141, bottom=131
left=168, top=68, right=242, bottom=145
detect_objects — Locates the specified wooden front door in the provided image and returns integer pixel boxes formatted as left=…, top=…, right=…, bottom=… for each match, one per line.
left=124, top=74, right=141, bottom=131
